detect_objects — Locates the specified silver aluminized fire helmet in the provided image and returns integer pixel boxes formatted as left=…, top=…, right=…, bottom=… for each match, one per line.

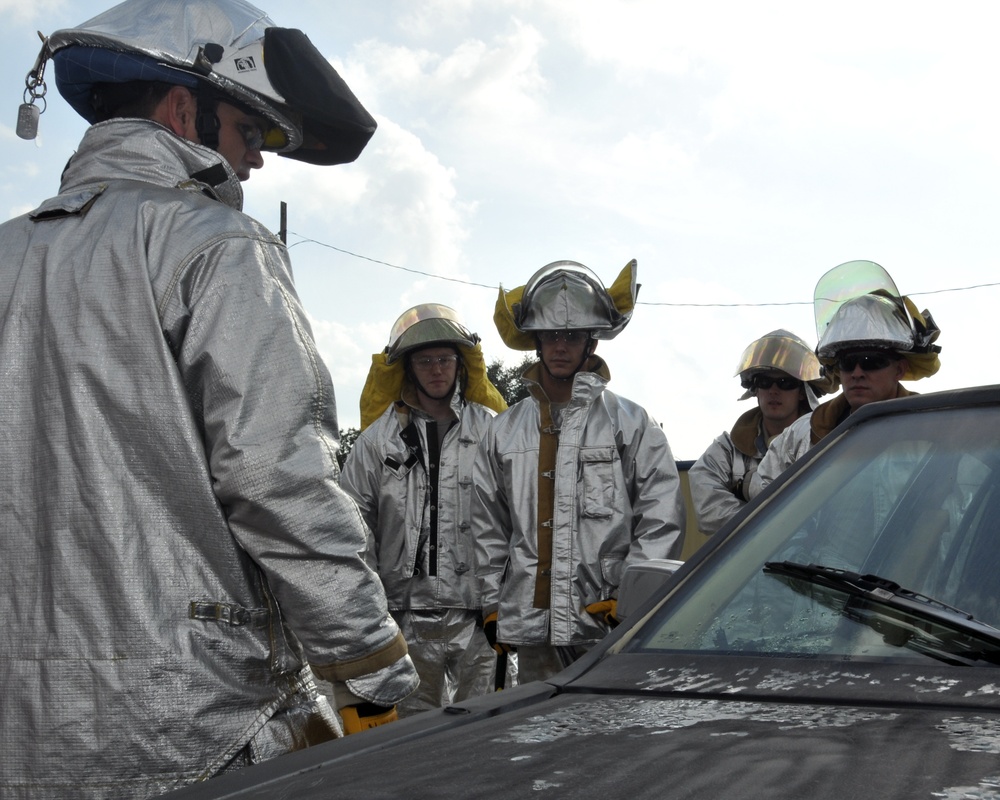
left=816, top=293, right=915, bottom=358
left=385, top=304, right=479, bottom=365
left=813, top=260, right=942, bottom=380
left=24, top=0, right=376, bottom=165
left=735, top=329, right=831, bottom=407
left=494, top=259, right=638, bottom=351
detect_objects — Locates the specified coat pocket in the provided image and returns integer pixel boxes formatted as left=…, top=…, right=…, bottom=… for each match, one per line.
left=579, top=446, right=616, bottom=518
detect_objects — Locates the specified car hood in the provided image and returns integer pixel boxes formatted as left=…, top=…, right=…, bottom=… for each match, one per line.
left=166, top=656, right=1000, bottom=800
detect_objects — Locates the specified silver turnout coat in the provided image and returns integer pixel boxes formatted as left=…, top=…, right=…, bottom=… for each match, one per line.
left=0, top=120, right=407, bottom=798
left=688, top=407, right=767, bottom=535
left=472, top=360, right=684, bottom=647
left=340, top=392, right=495, bottom=611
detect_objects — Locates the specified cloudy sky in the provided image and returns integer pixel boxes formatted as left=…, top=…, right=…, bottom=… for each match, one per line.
left=1, top=0, right=997, bottom=459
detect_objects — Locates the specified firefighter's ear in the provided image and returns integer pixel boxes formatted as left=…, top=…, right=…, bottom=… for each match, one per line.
left=151, top=86, right=198, bottom=140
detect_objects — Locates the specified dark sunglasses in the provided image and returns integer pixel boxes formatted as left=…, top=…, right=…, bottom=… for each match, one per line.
left=837, top=353, right=896, bottom=373
left=750, top=375, right=801, bottom=391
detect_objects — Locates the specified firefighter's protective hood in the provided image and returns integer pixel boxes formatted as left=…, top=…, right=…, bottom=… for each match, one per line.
left=360, top=304, right=507, bottom=429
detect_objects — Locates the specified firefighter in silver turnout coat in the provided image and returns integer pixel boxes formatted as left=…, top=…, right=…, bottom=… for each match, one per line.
left=749, top=260, right=942, bottom=499
left=340, top=305, right=509, bottom=715
left=688, top=330, right=830, bottom=535
left=1, top=2, right=416, bottom=797
left=472, top=260, right=685, bottom=683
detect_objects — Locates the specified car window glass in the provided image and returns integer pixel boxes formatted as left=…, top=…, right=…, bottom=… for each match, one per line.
left=628, top=407, right=1000, bottom=664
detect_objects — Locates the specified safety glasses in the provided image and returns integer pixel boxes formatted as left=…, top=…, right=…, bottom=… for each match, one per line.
left=411, top=354, right=459, bottom=371
left=837, top=352, right=897, bottom=373
left=235, top=121, right=267, bottom=152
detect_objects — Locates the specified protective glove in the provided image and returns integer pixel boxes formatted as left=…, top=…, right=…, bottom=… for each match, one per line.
left=311, top=645, right=419, bottom=736
left=339, top=702, right=399, bottom=735
left=734, top=466, right=757, bottom=502
left=482, top=611, right=514, bottom=655
left=585, top=599, right=619, bottom=628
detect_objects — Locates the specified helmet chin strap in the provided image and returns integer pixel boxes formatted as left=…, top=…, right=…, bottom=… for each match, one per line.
left=195, top=86, right=221, bottom=152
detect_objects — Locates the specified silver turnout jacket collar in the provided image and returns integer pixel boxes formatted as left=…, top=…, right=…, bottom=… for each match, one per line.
left=53, top=117, right=246, bottom=211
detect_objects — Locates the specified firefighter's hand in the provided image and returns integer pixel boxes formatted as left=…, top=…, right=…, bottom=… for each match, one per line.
left=482, top=611, right=514, bottom=655
left=340, top=702, right=399, bottom=735
left=585, top=599, right=619, bottom=628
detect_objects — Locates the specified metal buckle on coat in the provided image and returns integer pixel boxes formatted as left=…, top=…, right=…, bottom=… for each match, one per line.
left=189, top=601, right=270, bottom=627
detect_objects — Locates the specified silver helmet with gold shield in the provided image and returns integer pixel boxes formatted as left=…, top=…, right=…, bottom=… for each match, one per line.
left=385, top=304, right=479, bottom=365
left=735, top=329, right=831, bottom=409
left=494, top=259, right=638, bottom=350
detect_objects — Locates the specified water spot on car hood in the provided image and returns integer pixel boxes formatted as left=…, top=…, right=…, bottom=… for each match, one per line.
left=491, top=696, right=898, bottom=745
left=931, top=776, right=1000, bottom=799
left=636, top=665, right=885, bottom=694
left=938, top=717, right=1000, bottom=754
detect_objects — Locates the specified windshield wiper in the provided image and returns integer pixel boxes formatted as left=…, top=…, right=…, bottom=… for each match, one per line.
left=763, top=561, right=1000, bottom=666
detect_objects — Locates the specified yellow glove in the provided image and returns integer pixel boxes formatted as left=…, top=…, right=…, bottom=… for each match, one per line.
left=482, top=611, right=514, bottom=655
left=340, top=702, right=399, bottom=735
left=585, top=599, right=619, bottom=628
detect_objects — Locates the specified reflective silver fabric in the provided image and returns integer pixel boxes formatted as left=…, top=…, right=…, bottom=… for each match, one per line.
left=513, top=260, right=631, bottom=339
left=472, top=362, right=685, bottom=647
left=816, top=294, right=915, bottom=358
left=749, top=414, right=818, bottom=499
left=689, top=428, right=764, bottom=536
left=390, top=609, right=496, bottom=717
left=340, top=394, right=496, bottom=710
left=0, top=119, right=408, bottom=798
left=49, top=0, right=303, bottom=151
left=341, top=394, right=493, bottom=611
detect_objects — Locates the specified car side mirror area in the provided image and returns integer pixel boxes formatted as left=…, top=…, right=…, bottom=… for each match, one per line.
left=616, top=559, right=684, bottom=622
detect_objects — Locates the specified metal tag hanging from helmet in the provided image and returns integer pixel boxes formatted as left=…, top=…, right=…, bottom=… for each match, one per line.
left=22, top=0, right=377, bottom=165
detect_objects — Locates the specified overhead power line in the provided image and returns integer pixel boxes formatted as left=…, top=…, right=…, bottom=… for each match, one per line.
left=287, top=233, right=1000, bottom=308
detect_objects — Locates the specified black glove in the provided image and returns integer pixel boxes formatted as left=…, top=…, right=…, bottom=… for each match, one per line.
left=482, top=611, right=514, bottom=655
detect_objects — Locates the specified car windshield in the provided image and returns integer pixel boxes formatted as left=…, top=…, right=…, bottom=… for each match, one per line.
left=626, top=405, right=1000, bottom=664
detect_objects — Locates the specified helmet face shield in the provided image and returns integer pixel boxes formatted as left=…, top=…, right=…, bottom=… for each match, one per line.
left=814, top=260, right=902, bottom=341
left=386, top=304, right=479, bottom=364
left=735, top=329, right=832, bottom=403
left=735, top=329, right=822, bottom=384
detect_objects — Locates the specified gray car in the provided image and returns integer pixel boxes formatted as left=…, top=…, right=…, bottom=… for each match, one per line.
left=166, top=384, right=1000, bottom=800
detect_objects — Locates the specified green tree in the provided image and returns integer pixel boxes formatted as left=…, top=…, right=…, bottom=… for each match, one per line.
left=336, top=425, right=360, bottom=470
left=487, top=354, right=534, bottom=407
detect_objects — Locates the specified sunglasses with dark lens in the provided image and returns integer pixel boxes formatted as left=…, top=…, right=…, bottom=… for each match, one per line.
left=837, top=353, right=895, bottom=373
left=751, top=375, right=801, bottom=391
